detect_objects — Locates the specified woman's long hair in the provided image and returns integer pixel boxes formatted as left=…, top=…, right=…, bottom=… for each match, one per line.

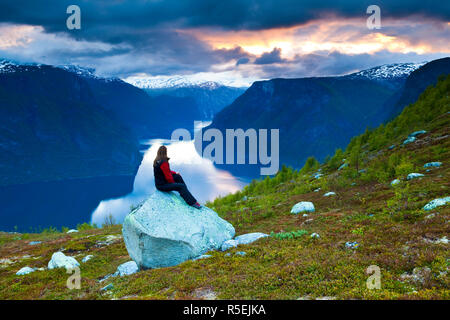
left=154, top=145, right=170, bottom=166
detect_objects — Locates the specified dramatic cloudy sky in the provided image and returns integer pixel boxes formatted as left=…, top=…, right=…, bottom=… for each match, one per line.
left=0, top=0, right=449, bottom=86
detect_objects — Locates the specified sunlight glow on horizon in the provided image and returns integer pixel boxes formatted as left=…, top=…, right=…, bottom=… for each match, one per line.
left=180, top=17, right=450, bottom=58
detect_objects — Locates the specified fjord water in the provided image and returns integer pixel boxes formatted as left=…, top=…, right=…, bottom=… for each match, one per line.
left=90, top=138, right=248, bottom=226
left=0, top=126, right=249, bottom=232
left=0, top=175, right=135, bottom=232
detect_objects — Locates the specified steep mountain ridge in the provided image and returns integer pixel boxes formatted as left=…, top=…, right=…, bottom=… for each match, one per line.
left=0, top=63, right=142, bottom=186
left=208, top=58, right=450, bottom=174
left=129, top=76, right=246, bottom=120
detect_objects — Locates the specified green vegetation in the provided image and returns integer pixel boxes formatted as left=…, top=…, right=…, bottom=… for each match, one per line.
left=0, top=77, right=448, bottom=300
left=270, top=230, right=308, bottom=240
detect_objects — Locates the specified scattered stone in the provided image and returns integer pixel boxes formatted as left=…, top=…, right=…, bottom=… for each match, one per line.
left=302, top=214, right=308, bottom=217
left=66, top=229, right=79, bottom=233
left=114, top=261, right=139, bottom=276
left=314, top=188, right=321, bottom=192
left=388, top=144, right=396, bottom=150
left=424, top=213, right=436, bottom=219
left=409, top=130, right=427, bottom=137
left=225, top=253, right=231, bottom=257
left=28, top=241, right=41, bottom=245
left=345, top=241, right=360, bottom=249
left=192, top=254, right=212, bottom=261
left=323, top=192, right=336, bottom=197
left=400, top=267, right=431, bottom=285
left=221, top=239, right=238, bottom=251
left=291, top=202, right=315, bottom=214
left=391, top=179, right=401, bottom=186
left=221, top=233, right=268, bottom=252
left=16, top=266, right=35, bottom=275
left=123, top=191, right=235, bottom=269
left=310, top=233, right=320, bottom=239
left=235, top=251, right=246, bottom=256
left=424, top=162, right=442, bottom=168
left=101, top=283, right=114, bottom=292
left=82, top=255, right=94, bottom=263
left=338, top=163, right=348, bottom=171
left=100, top=261, right=140, bottom=282
left=96, top=235, right=122, bottom=246
left=0, top=258, right=14, bottom=268
left=423, top=236, right=448, bottom=244
left=192, top=288, right=217, bottom=300
left=403, top=136, right=416, bottom=145
left=358, top=169, right=367, bottom=173
left=48, top=252, right=80, bottom=270
left=313, top=173, right=323, bottom=179
left=316, top=296, right=337, bottom=300
left=406, top=173, right=424, bottom=180
left=234, top=232, right=269, bottom=245
left=302, top=219, right=314, bottom=225
left=423, top=197, right=450, bottom=211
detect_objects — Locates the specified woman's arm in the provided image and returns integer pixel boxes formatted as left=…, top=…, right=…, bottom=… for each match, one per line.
left=160, top=162, right=175, bottom=183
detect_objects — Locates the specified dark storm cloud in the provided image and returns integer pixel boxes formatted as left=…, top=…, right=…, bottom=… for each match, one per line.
left=254, top=48, right=286, bottom=64
left=236, top=57, right=250, bottom=66
left=0, top=1, right=448, bottom=38
left=0, top=1, right=448, bottom=79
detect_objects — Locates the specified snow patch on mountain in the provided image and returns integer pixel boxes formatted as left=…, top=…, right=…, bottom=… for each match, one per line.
left=0, top=60, right=119, bottom=83
left=125, top=74, right=251, bottom=89
left=0, top=59, right=44, bottom=74
left=347, top=62, right=426, bottom=80
left=57, top=65, right=120, bottom=82
left=126, top=76, right=227, bottom=90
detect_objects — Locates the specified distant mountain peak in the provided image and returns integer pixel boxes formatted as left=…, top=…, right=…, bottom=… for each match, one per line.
left=126, top=76, right=228, bottom=90
left=0, top=59, right=45, bottom=74
left=347, top=62, right=427, bottom=80
left=0, top=60, right=120, bottom=83
left=57, top=64, right=120, bottom=83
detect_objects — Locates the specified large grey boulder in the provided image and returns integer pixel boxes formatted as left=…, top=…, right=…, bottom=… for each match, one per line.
left=122, top=191, right=235, bottom=269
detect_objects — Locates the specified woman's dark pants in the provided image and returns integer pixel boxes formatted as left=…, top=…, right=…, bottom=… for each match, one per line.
left=156, top=174, right=197, bottom=205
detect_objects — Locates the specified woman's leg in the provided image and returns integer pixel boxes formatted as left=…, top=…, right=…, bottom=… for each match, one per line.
left=156, top=183, right=197, bottom=206
left=172, top=173, right=185, bottom=185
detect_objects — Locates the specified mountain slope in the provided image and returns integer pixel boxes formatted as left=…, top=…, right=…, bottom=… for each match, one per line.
left=62, top=66, right=203, bottom=138
left=389, top=57, right=450, bottom=118
left=0, top=76, right=448, bottom=300
left=130, top=77, right=246, bottom=120
left=0, top=61, right=142, bottom=186
left=208, top=59, right=449, bottom=174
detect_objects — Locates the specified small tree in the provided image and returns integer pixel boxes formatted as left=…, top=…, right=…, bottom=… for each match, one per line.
left=301, top=156, right=320, bottom=173
left=349, top=137, right=362, bottom=173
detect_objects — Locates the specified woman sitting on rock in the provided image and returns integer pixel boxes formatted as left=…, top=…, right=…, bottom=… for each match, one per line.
left=153, top=145, right=201, bottom=209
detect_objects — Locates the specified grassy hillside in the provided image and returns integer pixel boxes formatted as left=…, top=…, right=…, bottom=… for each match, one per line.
left=0, top=76, right=448, bottom=300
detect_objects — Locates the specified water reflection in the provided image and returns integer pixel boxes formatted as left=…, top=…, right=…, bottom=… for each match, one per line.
left=90, top=138, right=248, bottom=226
